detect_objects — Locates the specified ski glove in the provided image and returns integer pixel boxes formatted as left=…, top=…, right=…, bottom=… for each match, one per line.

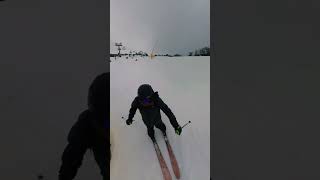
left=175, top=126, right=182, bottom=135
left=126, top=119, right=133, bottom=125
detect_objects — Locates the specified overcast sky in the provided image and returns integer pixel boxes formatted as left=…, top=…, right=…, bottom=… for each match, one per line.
left=110, top=0, right=210, bottom=55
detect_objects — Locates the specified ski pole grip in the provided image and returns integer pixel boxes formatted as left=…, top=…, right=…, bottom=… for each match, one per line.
left=121, top=116, right=135, bottom=121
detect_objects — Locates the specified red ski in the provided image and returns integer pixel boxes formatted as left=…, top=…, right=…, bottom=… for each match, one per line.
left=163, top=135, right=181, bottom=179
left=153, top=141, right=172, bottom=180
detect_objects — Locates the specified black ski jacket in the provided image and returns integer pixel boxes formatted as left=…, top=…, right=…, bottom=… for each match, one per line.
left=128, top=92, right=179, bottom=129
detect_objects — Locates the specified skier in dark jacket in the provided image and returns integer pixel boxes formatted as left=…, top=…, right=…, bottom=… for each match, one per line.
left=126, top=84, right=182, bottom=142
left=58, top=72, right=110, bottom=180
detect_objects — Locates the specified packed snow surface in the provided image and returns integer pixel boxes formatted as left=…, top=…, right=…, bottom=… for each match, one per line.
left=110, top=56, right=210, bottom=180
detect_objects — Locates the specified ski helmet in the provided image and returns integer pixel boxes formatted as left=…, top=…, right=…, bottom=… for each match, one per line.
left=137, top=84, right=154, bottom=98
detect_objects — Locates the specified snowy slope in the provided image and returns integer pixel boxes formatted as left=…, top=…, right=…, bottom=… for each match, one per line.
left=110, top=56, right=210, bottom=180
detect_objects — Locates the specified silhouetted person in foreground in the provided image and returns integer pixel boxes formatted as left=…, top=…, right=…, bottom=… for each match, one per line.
left=126, top=84, right=182, bottom=142
left=59, top=73, right=109, bottom=180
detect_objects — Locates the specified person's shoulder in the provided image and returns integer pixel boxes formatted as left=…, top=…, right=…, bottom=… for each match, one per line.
left=133, top=96, right=140, bottom=102
left=151, top=92, right=160, bottom=101
left=78, top=109, right=92, bottom=120
left=153, top=92, right=159, bottom=98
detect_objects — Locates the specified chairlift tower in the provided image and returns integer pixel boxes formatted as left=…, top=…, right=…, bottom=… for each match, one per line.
left=115, top=42, right=122, bottom=56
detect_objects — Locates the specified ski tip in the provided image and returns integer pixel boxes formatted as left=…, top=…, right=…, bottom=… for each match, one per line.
left=173, top=168, right=181, bottom=179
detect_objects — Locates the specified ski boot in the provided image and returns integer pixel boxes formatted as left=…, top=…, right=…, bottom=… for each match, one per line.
left=162, top=131, right=168, bottom=141
left=150, top=136, right=156, bottom=144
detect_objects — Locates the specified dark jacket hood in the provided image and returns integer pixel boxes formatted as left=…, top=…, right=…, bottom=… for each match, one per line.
left=88, top=72, right=109, bottom=117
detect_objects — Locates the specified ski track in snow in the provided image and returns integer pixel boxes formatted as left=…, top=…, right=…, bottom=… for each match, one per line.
left=110, top=56, right=210, bottom=180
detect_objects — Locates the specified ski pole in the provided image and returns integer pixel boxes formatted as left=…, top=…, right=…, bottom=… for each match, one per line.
left=181, top=121, right=191, bottom=129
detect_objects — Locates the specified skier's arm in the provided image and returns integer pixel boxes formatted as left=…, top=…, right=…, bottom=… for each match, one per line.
left=157, top=97, right=179, bottom=129
left=128, top=97, right=139, bottom=120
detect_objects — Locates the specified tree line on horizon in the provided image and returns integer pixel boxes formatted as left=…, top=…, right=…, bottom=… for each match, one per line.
left=188, top=46, right=210, bottom=56
left=109, top=46, right=211, bottom=58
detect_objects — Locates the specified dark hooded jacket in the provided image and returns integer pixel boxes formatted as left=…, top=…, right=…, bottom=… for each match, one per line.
left=59, top=73, right=110, bottom=180
left=128, top=84, right=179, bottom=129
left=67, top=73, right=109, bottom=143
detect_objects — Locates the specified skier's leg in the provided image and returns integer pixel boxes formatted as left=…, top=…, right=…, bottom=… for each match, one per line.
left=155, top=120, right=167, bottom=135
left=92, top=143, right=109, bottom=180
left=147, top=126, right=156, bottom=142
left=59, top=143, right=88, bottom=180
left=59, top=111, right=91, bottom=180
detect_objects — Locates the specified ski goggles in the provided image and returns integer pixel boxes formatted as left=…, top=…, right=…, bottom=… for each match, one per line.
left=142, top=96, right=152, bottom=103
left=141, top=96, right=154, bottom=107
